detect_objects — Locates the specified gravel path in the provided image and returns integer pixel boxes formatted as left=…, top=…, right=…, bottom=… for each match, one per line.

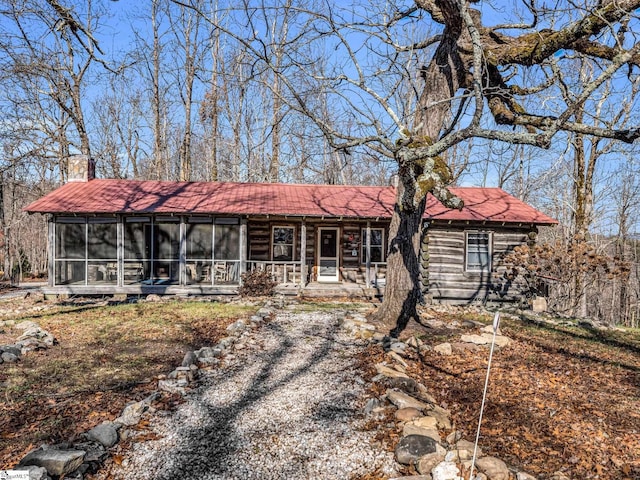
left=100, top=309, right=397, bottom=480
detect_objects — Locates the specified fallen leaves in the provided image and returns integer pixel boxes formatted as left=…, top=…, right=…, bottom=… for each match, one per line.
left=409, top=312, right=640, bottom=480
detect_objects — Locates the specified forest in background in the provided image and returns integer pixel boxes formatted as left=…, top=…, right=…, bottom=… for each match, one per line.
left=1, top=0, right=640, bottom=326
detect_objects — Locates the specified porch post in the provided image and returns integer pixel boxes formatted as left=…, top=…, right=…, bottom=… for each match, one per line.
left=365, top=221, right=371, bottom=288
left=300, top=220, right=306, bottom=291
left=117, top=216, right=123, bottom=287
left=240, top=218, right=247, bottom=280
left=47, top=215, right=55, bottom=287
left=179, top=216, right=186, bottom=286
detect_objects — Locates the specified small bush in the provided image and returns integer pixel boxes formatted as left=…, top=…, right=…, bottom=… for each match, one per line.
left=239, top=269, right=277, bottom=297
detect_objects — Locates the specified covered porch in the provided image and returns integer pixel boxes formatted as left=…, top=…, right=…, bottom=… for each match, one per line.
left=45, top=213, right=387, bottom=297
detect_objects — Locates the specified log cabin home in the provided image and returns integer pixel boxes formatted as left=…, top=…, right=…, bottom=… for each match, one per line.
left=25, top=157, right=556, bottom=303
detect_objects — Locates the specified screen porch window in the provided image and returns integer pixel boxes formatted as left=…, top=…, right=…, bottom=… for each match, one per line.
left=54, top=217, right=117, bottom=285
left=272, top=226, right=294, bottom=261
left=361, top=228, right=385, bottom=264
left=54, top=218, right=86, bottom=285
left=185, top=217, right=241, bottom=285
left=87, top=218, right=117, bottom=284
left=153, top=217, right=180, bottom=285
left=124, top=217, right=151, bottom=284
left=466, top=231, right=491, bottom=272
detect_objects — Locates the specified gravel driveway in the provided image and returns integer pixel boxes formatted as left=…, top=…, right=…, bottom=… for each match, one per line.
left=99, top=309, right=397, bottom=480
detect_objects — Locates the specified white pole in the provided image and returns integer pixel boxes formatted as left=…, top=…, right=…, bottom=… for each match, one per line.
left=469, top=311, right=500, bottom=480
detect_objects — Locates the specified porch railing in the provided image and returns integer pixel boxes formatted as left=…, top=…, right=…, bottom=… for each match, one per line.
left=247, top=261, right=311, bottom=286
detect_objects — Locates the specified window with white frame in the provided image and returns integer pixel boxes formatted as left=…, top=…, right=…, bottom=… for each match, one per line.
left=272, top=226, right=294, bottom=261
left=361, top=228, right=385, bottom=264
left=466, top=231, right=491, bottom=272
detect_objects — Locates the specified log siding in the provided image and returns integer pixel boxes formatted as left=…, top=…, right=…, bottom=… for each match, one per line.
left=424, top=224, right=535, bottom=304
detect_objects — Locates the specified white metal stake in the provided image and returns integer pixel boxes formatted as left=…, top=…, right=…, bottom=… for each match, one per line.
left=469, top=311, right=500, bottom=480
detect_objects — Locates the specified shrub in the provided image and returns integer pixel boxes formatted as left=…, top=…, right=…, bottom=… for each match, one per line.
left=239, top=269, right=277, bottom=297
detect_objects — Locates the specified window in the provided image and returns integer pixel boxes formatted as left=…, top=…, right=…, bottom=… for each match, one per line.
left=153, top=217, right=180, bottom=284
left=87, top=218, right=117, bottom=284
left=54, top=218, right=86, bottom=285
left=185, top=217, right=241, bottom=285
left=185, top=218, right=213, bottom=285
left=466, top=231, right=491, bottom=272
left=54, top=217, right=117, bottom=285
left=362, top=228, right=385, bottom=264
left=272, top=226, right=294, bottom=261
left=124, top=218, right=151, bottom=284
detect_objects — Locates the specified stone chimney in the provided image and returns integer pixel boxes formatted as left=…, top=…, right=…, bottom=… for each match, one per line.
left=389, top=173, right=399, bottom=188
left=67, top=155, right=95, bottom=182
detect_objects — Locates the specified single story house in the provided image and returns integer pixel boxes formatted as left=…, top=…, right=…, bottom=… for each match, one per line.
left=25, top=157, right=556, bottom=302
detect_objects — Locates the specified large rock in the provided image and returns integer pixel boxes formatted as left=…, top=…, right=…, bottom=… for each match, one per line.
left=481, top=333, right=511, bottom=347
left=427, top=409, right=452, bottom=430
left=195, top=347, right=223, bottom=363
left=386, top=376, right=419, bottom=394
left=15, top=338, right=48, bottom=353
left=431, top=461, right=463, bottom=480
left=475, top=456, right=510, bottom=480
left=116, top=399, right=149, bottom=426
left=1, top=344, right=22, bottom=357
left=226, top=319, right=247, bottom=332
left=433, top=343, right=452, bottom=355
left=19, top=447, right=85, bottom=477
left=455, top=439, right=480, bottom=460
left=376, top=363, right=412, bottom=380
left=395, top=407, right=422, bottom=422
left=1, top=351, right=19, bottom=363
left=416, top=451, right=446, bottom=475
left=403, top=424, right=441, bottom=442
left=411, top=415, right=438, bottom=429
left=387, top=389, right=430, bottom=411
left=395, top=435, right=438, bottom=465
left=532, top=296, right=548, bottom=312
left=18, top=327, right=55, bottom=346
left=14, top=320, right=38, bottom=330
left=181, top=350, right=197, bottom=367
left=460, top=334, right=490, bottom=345
left=86, top=422, right=119, bottom=448
left=74, top=441, right=108, bottom=464
left=516, top=472, right=538, bottom=480
left=388, top=476, right=432, bottom=480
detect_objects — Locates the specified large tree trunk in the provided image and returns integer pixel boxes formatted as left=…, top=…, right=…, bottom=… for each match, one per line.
left=373, top=187, right=427, bottom=337
left=369, top=12, right=468, bottom=335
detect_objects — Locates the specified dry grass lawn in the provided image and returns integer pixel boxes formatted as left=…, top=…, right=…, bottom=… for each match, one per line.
left=0, top=296, right=257, bottom=469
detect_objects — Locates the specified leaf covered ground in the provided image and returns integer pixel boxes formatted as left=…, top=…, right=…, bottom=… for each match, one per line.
left=0, top=296, right=257, bottom=469
left=1, top=297, right=639, bottom=480
left=394, top=308, right=640, bottom=480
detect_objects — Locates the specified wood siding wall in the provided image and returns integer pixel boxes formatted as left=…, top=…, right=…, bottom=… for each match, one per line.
left=247, top=219, right=387, bottom=283
left=424, top=225, right=534, bottom=304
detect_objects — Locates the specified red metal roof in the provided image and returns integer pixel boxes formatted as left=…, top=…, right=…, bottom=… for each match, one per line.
left=24, top=179, right=556, bottom=225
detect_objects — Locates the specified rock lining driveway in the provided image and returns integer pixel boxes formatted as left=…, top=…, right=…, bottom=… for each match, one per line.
left=96, top=309, right=397, bottom=480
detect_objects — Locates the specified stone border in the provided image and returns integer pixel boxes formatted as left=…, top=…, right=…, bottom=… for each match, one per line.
left=9, top=299, right=276, bottom=480
left=0, top=320, right=57, bottom=365
left=340, top=310, right=572, bottom=480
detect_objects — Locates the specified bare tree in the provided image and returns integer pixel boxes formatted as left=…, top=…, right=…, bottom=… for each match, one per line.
left=0, top=0, right=112, bottom=179
left=179, top=0, right=640, bottom=333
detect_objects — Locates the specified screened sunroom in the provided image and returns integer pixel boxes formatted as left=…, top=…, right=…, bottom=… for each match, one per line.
left=53, top=215, right=243, bottom=288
